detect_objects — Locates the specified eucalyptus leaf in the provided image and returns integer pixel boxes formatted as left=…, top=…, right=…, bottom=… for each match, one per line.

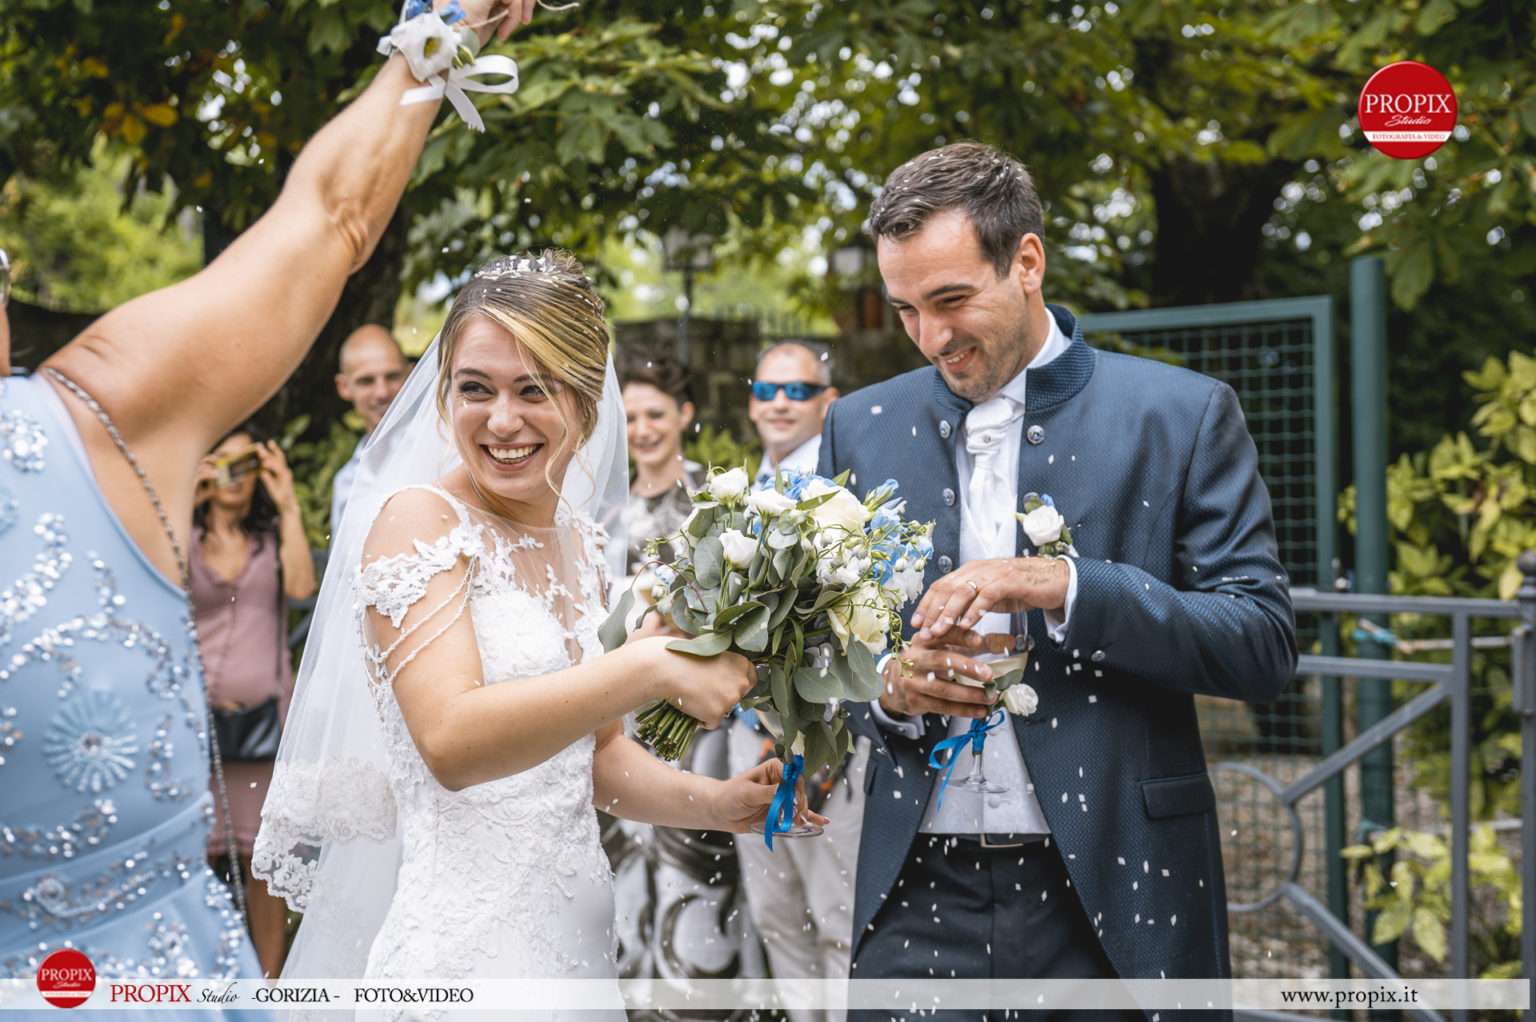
left=735, top=606, right=771, bottom=654
left=694, top=536, right=724, bottom=588
left=714, top=599, right=766, bottom=629
left=667, top=631, right=733, bottom=657
left=684, top=505, right=717, bottom=540
left=597, top=589, right=634, bottom=653
left=845, top=640, right=884, bottom=702
left=671, top=602, right=706, bottom=635
left=767, top=524, right=800, bottom=550
left=771, top=661, right=792, bottom=722
left=768, top=590, right=797, bottom=631
left=794, top=663, right=842, bottom=703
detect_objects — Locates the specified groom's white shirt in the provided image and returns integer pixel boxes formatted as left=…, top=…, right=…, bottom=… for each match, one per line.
left=877, top=314, right=1077, bottom=836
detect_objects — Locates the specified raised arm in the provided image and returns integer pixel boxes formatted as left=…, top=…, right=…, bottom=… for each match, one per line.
left=40, top=0, right=534, bottom=577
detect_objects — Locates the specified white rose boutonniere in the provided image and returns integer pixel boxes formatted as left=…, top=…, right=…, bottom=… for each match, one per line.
left=1016, top=492, right=1076, bottom=558
left=1001, top=683, right=1039, bottom=717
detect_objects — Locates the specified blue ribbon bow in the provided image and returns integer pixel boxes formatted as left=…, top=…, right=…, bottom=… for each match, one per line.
left=928, top=709, right=1006, bottom=811
left=763, top=753, right=804, bottom=850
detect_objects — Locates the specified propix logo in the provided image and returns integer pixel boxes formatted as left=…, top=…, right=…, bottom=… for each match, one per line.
left=1358, top=60, right=1457, bottom=159
left=36, top=949, right=96, bottom=1009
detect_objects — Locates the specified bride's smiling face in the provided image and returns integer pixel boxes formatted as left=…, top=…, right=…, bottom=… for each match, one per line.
left=447, top=317, right=578, bottom=522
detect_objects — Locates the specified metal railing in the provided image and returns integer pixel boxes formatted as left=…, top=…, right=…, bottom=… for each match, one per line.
left=1227, top=550, right=1536, bottom=1022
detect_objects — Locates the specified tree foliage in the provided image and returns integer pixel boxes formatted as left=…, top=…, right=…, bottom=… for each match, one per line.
left=2, top=1, right=1530, bottom=445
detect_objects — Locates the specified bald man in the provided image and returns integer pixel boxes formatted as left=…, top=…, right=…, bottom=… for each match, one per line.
left=330, top=324, right=408, bottom=534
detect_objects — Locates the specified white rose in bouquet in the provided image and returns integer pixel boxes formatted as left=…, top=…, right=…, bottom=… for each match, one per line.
left=747, top=489, right=796, bottom=516
left=707, top=467, right=751, bottom=503
left=1002, top=683, right=1039, bottom=717
left=829, top=583, right=890, bottom=656
left=803, top=479, right=871, bottom=534
left=1020, top=504, right=1066, bottom=547
left=719, top=528, right=758, bottom=569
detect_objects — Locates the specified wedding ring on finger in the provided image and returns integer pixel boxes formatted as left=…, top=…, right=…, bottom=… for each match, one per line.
left=964, top=580, right=980, bottom=595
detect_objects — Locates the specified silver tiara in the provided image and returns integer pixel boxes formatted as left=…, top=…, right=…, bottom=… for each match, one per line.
left=477, top=253, right=567, bottom=280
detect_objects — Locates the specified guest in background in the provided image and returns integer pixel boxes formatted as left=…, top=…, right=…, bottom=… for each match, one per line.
left=330, top=324, right=409, bottom=535
left=748, top=339, right=839, bottom=486
left=620, top=355, right=702, bottom=577
left=732, top=341, right=866, bottom=1019
left=612, top=355, right=770, bottom=988
left=192, top=424, right=317, bottom=977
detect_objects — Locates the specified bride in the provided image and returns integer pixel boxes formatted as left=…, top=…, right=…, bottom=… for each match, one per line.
left=253, top=251, right=820, bottom=1014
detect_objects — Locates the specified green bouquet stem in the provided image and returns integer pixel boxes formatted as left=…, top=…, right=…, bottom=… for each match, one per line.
left=634, top=700, right=705, bottom=762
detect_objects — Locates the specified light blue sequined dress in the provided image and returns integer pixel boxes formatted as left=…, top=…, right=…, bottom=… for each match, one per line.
left=0, top=373, right=269, bottom=1015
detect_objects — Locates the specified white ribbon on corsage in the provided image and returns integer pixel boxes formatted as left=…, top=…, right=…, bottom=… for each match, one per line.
left=399, top=54, right=519, bottom=133
left=377, top=8, right=520, bottom=133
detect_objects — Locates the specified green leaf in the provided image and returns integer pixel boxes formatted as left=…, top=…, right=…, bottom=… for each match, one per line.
left=714, top=599, right=766, bottom=629
left=1373, top=902, right=1412, bottom=944
left=1415, top=0, right=1456, bottom=34
left=684, top=506, right=716, bottom=540
left=667, top=631, right=732, bottom=657
left=734, top=606, right=771, bottom=654
left=769, top=589, right=798, bottom=631
left=1412, top=908, right=1447, bottom=962
left=767, top=524, right=801, bottom=550
left=771, top=661, right=794, bottom=719
left=845, top=640, right=884, bottom=702
left=793, top=663, right=843, bottom=703
left=694, top=536, right=724, bottom=589
left=1391, top=241, right=1434, bottom=310
left=597, top=589, right=634, bottom=653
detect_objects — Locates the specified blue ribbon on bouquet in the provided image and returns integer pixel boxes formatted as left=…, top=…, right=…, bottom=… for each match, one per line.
left=928, top=709, right=1006, bottom=811
left=763, top=753, right=804, bottom=851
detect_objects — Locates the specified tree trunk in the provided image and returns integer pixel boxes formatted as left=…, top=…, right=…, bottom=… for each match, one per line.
left=1148, top=157, right=1297, bottom=306
left=7, top=297, right=99, bottom=370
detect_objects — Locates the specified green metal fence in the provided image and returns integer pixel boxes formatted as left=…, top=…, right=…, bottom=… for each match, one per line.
left=1079, top=298, right=1345, bottom=980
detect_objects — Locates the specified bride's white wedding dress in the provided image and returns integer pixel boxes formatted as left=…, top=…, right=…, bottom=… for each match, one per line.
left=355, top=484, right=619, bottom=1012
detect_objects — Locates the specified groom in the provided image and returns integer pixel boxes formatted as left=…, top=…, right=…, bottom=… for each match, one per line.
left=817, top=143, right=1297, bottom=1011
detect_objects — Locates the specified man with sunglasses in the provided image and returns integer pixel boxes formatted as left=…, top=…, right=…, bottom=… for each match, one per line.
left=735, top=339, right=866, bottom=1020
left=747, top=341, right=839, bottom=486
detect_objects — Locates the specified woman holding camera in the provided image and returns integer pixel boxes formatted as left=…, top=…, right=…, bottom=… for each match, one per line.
left=192, top=425, right=316, bottom=977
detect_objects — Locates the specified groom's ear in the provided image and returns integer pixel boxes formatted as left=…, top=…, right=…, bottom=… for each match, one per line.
left=1012, top=232, right=1046, bottom=294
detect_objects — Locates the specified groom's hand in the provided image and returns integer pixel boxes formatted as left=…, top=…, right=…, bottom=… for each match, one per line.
left=879, top=633, right=1000, bottom=721
left=911, top=557, right=1069, bottom=642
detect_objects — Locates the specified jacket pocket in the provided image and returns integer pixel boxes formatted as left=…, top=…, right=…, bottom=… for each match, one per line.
left=1141, top=771, right=1216, bottom=819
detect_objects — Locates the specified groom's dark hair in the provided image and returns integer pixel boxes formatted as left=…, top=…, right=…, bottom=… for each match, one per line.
left=865, top=142, right=1044, bottom=278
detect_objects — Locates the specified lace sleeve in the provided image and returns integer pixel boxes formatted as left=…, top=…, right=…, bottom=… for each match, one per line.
left=356, top=487, right=482, bottom=687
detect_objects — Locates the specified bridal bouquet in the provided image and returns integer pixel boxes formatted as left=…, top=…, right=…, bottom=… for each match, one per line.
left=600, top=467, right=935, bottom=779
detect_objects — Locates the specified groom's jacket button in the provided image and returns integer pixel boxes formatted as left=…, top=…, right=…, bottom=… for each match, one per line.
left=939, top=420, right=952, bottom=439
left=937, top=555, right=954, bottom=572
left=1026, top=425, right=1046, bottom=445
left=942, top=487, right=956, bottom=506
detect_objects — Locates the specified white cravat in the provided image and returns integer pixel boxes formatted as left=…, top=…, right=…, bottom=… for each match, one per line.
left=963, top=397, right=1024, bottom=560
left=915, top=317, right=1072, bottom=836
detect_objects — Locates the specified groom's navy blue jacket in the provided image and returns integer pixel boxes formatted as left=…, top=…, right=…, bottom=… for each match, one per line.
left=817, top=304, right=1297, bottom=981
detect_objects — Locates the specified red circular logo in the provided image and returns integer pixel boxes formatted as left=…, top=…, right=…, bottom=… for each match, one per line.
left=1358, top=60, right=1457, bottom=159
left=36, top=949, right=96, bottom=1009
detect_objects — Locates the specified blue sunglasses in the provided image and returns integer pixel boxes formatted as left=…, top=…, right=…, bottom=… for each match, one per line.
left=750, top=380, right=827, bottom=402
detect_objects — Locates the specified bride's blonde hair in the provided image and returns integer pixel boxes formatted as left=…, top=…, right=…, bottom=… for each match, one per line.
left=435, top=250, right=610, bottom=493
